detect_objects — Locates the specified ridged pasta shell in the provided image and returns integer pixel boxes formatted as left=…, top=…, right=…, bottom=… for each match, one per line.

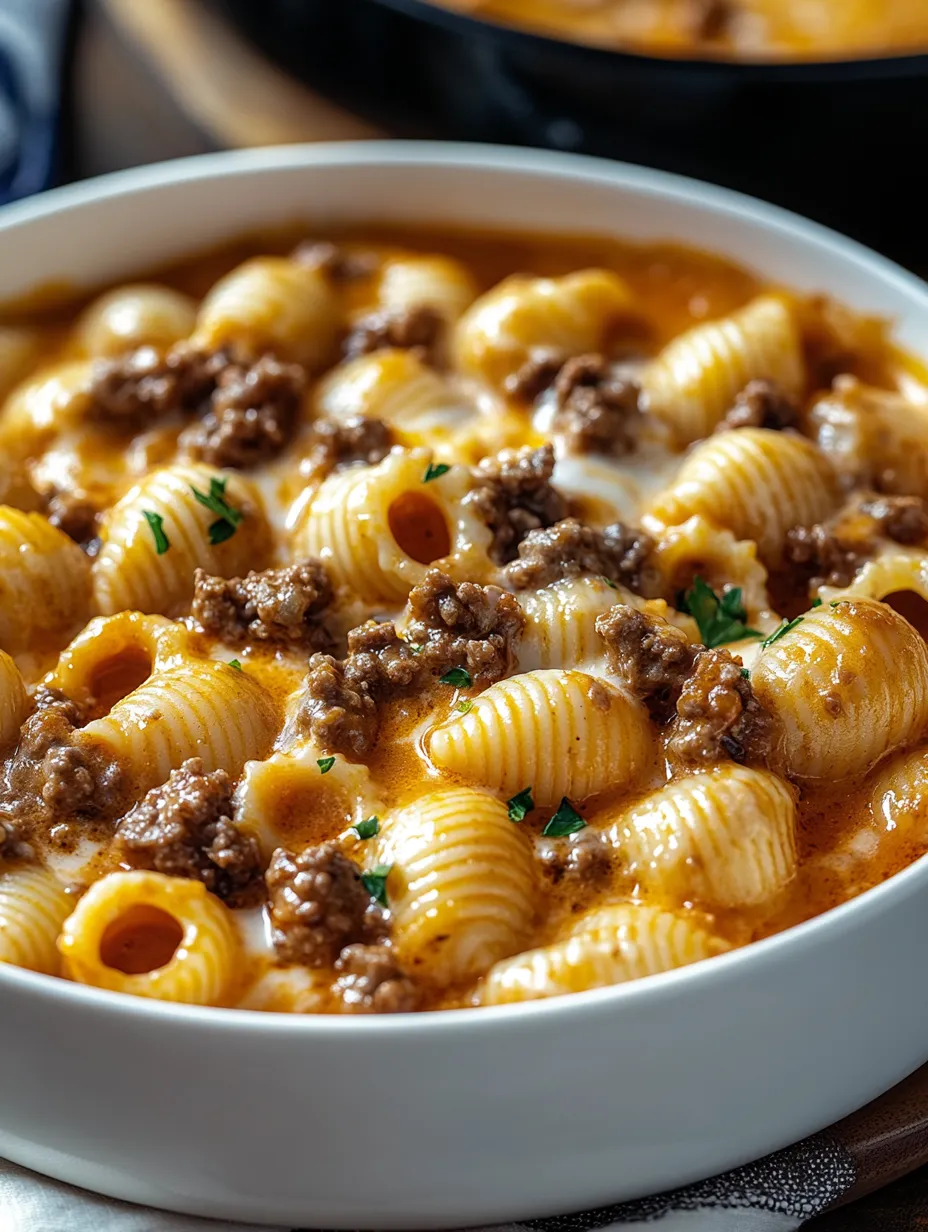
left=79, top=658, right=278, bottom=797
left=752, top=598, right=928, bottom=780
left=647, top=428, right=838, bottom=563
left=454, top=269, right=636, bottom=387
left=0, top=650, right=27, bottom=749
left=609, top=765, right=797, bottom=908
left=192, top=257, right=338, bottom=369
left=428, top=669, right=653, bottom=805
left=376, top=255, right=478, bottom=324
left=0, top=866, right=72, bottom=975
left=481, top=903, right=729, bottom=1004
left=640, top=295, right=805, bottom=445
left=0, top=507, right=91, bottom=653
left=73, top=284, right=197, bottom=358
left=379, top=788, right=538, bottom=985
left=869, top=747, right=928, bottom=841
left=59, top=870, right=239, bottom=1005
left=93, top=463, right=271, bottom=617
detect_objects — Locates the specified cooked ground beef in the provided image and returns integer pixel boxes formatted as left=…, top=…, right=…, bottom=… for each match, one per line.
left=783, top=522, right=869, bottom=590
left=0, top=689, right=121, bottom=841
left=504, top=348, right=567, bottom=402
left=302, top=415, right=394, bottom=482
left=551, top=354, right=642, bottom=457
left=465, top=444, right=569, bottom=565
left=344, top=305, right=445, bottom=367
left=267, top=842, right=385, bottom=966
left=667, top=648, right=772, bottom=765
left=0, top=816, right=27, bottom=860
left=404, top=569, right=524, bottom=685
left=45, top=491, right=100, bottom=552
left=344, top=621, right=421, bottom=694
left=333, top=943, right=419, bottom=1013
left=299, top=653, right=379, bottom=758
left=180, top=354, right=305, bottom=469
left=192, top=561, right=334, bottom=649
left=596, top=605, right=698, bottom=722
left=859, top=495, right=928, bottom=545
left=687, top=0, right=732, bottom=39
left=291, top=240, right=379, bottom=284
left=506, top=517, right=659, bottom=596
left=716, top=380, right=800, bottom=433
left=537, top=828, right=612, bottom=885
left=88, top=342, right=226, bottom=430
left=115, top=759, right=262, bottom=905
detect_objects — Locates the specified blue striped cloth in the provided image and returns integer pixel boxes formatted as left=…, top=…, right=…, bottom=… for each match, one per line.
left=0, top=0, right=69, bottom=203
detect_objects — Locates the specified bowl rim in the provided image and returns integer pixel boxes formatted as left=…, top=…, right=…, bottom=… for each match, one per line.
left=2, top=138, right=928, bottom=1033
left=372, top=0, right=928, bottom=79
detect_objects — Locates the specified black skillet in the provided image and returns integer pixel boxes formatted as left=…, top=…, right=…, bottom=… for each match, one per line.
left=214, top=0, right=928, bottom=267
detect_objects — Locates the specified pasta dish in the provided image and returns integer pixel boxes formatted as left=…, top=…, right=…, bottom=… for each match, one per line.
left=429, top=0, right=928, bottom=59
left=0, top=224, right=926, bottom=1013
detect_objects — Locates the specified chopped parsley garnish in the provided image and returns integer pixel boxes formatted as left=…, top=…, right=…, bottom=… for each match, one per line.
left=507, top=787, right=535, bottom=823
left=142, top=510, right=170, bottom=555
left=190, top=476, right=243, bottom=545
left=352, top=816, right=380, bottom=841
left=228, top=659, right=243, bottom=671
left=456, top=699, right=473, bottom=714
left=361, top=863, right=392, bottom=907
left=740, top=667, right=751, bottom=679
left=408, top=642, right=425, bottom=655
left=600, top=576, right=618, bottom=590
left=682, top=577, right=761, bottom=649
left=423, top=462, right=450, bottom=484
left=830, top=600, right=846, bottom=609
left=542, top=797, right=587, bottom=837
left=760, top=615, right=805, bottom=649
left=316, top=756, right=336, bottom=775
left=440, top=667, right=473, bottom=689
left=811, top=597, right=823, bottom=608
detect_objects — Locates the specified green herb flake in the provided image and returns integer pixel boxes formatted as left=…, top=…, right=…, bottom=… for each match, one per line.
left=811, top=597, right=823, bottom=608
left=316, top=756, right=336, bottom=775
left=228, top=659, right=243, bottom=672
left=600, top=576, right=618, bottom=590
left=682, top=577, right=762, bottom=649
left=142, top=510, right=170, bottom=555
left=407, top=642, right=425, bottom=656
left=361, top=863, right=392, bottom=907
left=440, top=667, right=473, bottom=689
left=740, top=668, right=751, bottom=679
left=542, top=797, right=587, bottom=837
left=830, top=600, right=847, bottom=609
left=423, top=462, right=450, bottom=484
left=760, top=615, right=804, bottom=650
left=456, top=699, right=473, bottom=714
left=352, top=816, right=380, bottom=841
left=191, top=476, right=244, bottom=545
left=507, top=787, right=535, bottom=823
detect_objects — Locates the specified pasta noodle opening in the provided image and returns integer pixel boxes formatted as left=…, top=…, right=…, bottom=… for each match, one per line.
left=884, top=591, right=928, bottom=642
left=99, top=904, right=184, bottom=975
left=387, top=491, right=451, bottom=565
left=87, top=646, right=153, bottom=719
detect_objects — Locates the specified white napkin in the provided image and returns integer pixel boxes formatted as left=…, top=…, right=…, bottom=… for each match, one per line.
left=0, top=1128, right=856, bottom=1231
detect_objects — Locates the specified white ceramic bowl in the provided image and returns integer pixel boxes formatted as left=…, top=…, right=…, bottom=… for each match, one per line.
left=2, top=143, right=928, bottom=1230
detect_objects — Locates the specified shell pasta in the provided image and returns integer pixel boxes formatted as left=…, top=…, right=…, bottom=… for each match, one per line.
left=0, top=220, right=924, bottom=1014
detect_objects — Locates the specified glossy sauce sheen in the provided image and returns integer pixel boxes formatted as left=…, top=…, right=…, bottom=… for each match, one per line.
left=2, top=222, right=928, bottom=1014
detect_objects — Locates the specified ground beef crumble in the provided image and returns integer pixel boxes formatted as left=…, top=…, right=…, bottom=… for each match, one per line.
left=115, top=759, right=262, bottom=906
left=291, top=240, right=380, bottom=284
left=537, top=828, right=612, bottom=885
left=344, top=305, right=445, bottom=367
left=785, top=494, right=928, bottom=590
left=716, top=380, right=800, bottom=433
left=45, top=491, right=100, bottom=553
left=333, top=943, right=419, bottom=1014
left=302, top=415, right=394, bottom=482
left=192, top=561, right=334, bottom=649
left=88, top=342, right=227, bottom=430
left=266, top=842, right=386, bottom=966
left=465, top=444, right=569, bottom=565
left=551, top=355, right=643, bottom=457
left=596, top=606, right=697, bottom=722
left=300, top=654, right=379, bottom=759
left=506, top=517, right=659, bottom=596
left=667, top=648, right=772, bottom=765
left=504, top=348, right=566, bottom=402
left=0, top=687, right=122, bottom=843
left=404, top=569, right=524, bottom=686
left=179, top=353, right=305, bottom=469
